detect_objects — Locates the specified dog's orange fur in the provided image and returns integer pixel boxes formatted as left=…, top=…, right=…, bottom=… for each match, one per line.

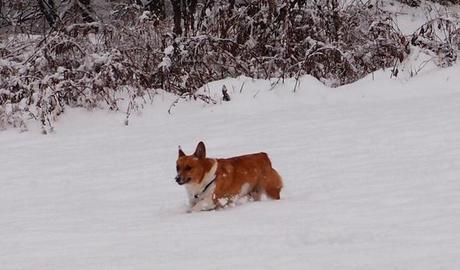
left=176, top=142, right=283, bottom=209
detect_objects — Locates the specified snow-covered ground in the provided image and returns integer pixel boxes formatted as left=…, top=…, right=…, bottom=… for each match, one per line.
left=2, top=60, right=460, bottom=269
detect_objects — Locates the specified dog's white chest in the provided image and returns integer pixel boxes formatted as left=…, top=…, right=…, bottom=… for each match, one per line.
left=185, top=182, right=214, bottom=205
left=185, top=183, right=216, bottom=211
left=184, top=160, right=218, bottom=212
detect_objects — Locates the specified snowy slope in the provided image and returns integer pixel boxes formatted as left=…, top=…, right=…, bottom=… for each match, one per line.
left=1, top=64, right=460, bottom=269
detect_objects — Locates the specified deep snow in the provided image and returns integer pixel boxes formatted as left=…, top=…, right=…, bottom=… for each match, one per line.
left=2, top=60, right=460, bottom=269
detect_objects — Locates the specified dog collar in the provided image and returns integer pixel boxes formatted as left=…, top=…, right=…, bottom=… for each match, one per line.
left=194, top=176, right=216, bottom=199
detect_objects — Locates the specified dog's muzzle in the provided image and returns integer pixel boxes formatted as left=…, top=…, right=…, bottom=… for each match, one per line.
left=175, top=175, right=191, bottom=185
left=175, top=175, right=185, bottom=185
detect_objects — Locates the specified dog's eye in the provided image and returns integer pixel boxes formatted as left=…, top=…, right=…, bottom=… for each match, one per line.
left=185, top=165, right=192, bottom=171
left=176, top=165, right=180, bottom=172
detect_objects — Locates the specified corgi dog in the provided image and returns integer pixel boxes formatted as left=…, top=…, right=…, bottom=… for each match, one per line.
left=175, top=141, right=283, bottom=212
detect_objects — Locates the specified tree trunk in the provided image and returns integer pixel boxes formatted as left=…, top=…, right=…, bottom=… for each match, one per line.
left=170, top=0, right=198, bottom=36
left=78, top=0, right=95, bottom=23
left=181, top=0, right=187, bottom=33
left=183, top=0, right=196, bottom=35
left=267, top=0, right=276, bottom=21
left=138, top=0, right=166, bottom=19
left=38, top=0, right=57, bottom=27
left=151, top=0, right=166, bottom=19
left=171, top=0, right=182, bottom=35
left=188, top=0, right=197, bottom=31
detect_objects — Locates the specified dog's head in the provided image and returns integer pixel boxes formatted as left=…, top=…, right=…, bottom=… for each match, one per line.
left=175, top=141, right=210, bottom=185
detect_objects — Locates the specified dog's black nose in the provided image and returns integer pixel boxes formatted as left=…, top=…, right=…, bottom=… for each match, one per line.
left=175, top=175, right=183, bottom=185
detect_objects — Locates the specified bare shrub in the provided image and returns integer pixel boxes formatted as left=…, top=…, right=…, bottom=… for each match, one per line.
left=0, top=12, right=164, bottom=132
left=411, top=17, right=460, bottom=67
left=162, top=0, right=409, bottom=87
left=3, top=1, right=458, bottom=132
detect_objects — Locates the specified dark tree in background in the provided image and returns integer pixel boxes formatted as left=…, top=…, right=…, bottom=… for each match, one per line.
left=183, top=0, right=197, bottom=35
left=137, top=0, right=166, bottom=19
left=78, top=0, right=95, bottom=22
left=171, top=0, right=182, bottom=35
left=38, top=0, right=57, bottom=27
left=171, top=0, right=197, bottom=36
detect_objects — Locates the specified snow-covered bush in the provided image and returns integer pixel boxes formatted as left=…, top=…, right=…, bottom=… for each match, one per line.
left=168, top=0, right=409, bottom=87
left=0, top=1, right=410, bottom=131
left=0, top=16, right=163, bottom=133
left=2, top=1, right=459, bottom=132
left=397, top=0, right=460, bottom=6
left=411, top=17, right=460, bottom=67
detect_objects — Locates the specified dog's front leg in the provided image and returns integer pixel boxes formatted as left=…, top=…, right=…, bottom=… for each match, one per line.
left=189, top=196, right=216, bottom=212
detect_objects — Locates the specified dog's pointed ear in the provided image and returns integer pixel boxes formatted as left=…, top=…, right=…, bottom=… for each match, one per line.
left=193, top=141, right=206, bottom=159
left=178, top=146, right=185, bottom=158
